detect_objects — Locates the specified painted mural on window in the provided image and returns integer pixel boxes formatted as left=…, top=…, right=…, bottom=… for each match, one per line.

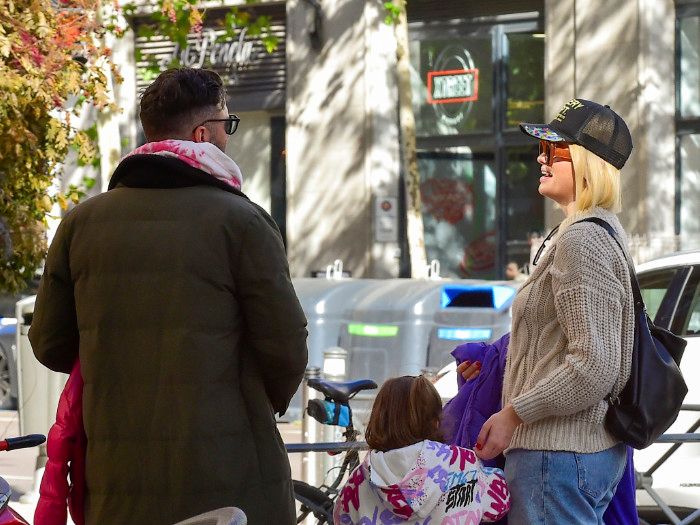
left=418, top=150, right=497, bottom=279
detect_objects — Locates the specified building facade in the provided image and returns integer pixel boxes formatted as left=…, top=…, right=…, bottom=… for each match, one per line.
left=115, top=0, right=699, bottom=279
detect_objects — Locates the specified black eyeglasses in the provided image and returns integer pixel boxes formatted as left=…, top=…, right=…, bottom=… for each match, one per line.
left=192, top=114, right=240, bottom=135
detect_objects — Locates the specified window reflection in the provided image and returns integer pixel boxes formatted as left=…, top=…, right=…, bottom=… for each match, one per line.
left=681, top=134, right=700, bottom=242
left=410, top=34, right=494, bottom=136
left=680, top=15, right=700, bottom=118
left=418, top=150, right=497, bottom=279
left=506, top=33, right=545, bottom=127
left=506, top=146, right=545, bottom=269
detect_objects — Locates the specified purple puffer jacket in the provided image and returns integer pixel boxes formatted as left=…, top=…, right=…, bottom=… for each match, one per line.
left=440, top=334, right=638, bottom=525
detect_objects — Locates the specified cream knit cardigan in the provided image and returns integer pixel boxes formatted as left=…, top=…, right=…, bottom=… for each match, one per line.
left=504, top=207, right=634, bottom=453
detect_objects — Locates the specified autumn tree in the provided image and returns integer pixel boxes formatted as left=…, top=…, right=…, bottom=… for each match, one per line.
left=0, top=0, right=276, bottom=293
left=0, top=0, right=120, bottom=292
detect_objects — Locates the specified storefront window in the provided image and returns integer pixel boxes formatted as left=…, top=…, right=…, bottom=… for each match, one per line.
left=418, top=149, right=497, bottom=278
left=506, top=34, right=545, bottom=128
left=409, top=12, right=545, bottom=278
left=505, top=145, right=545, bottom=267
left=410, top=34, right=494, bottom=136
left=680, top=15, right=700, bottom=118
left=680, top=134, right=700, bottom=240
left=676, top=4, right=700, bottom=243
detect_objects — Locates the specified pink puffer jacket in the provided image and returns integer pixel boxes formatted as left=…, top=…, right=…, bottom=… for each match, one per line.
left=34, top=360, right=86, bottom=525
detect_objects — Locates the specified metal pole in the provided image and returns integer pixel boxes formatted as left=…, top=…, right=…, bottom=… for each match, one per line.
left=301, top=366, right=321, bottom=487
left=286, top=441, right=369, bottom=453
left=646, top=419, right=700, bottom=476
left=322, top=348, right=348, bottom=483
left=421, top=367, right=439, bottom=382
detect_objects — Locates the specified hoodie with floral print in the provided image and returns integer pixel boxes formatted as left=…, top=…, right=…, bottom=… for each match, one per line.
left=334, top=439, right=510, bottom=525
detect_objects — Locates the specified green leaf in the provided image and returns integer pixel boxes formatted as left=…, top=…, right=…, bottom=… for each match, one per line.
left=83, top=176, right=96, bottom=189
left=262, top=35, right=278, bottom=54
left=84, top=124, right=98, bottom=142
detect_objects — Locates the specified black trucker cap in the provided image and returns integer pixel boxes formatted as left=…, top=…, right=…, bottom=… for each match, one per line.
left=519, top=99, right=633, bottom=169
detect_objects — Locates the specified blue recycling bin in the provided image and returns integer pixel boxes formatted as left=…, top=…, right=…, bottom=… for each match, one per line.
left=426, top=282, right=518, bottom=369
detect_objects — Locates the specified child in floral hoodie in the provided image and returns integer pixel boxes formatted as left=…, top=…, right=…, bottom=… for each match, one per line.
left=334, top=375, right=509, bottom=525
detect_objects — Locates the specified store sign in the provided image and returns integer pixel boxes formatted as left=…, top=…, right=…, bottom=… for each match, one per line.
left=427, top=69, right=479, bottom=104
left=159, top=28, right=256, bottom=70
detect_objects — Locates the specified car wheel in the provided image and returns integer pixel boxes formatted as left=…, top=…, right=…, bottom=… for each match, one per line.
left=0, top=350, right=16, bottom=410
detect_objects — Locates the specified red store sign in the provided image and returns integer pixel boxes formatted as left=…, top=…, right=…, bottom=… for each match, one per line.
left=426, top=68, right=479, bottom=104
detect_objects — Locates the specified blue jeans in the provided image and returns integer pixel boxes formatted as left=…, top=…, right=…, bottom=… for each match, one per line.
left=505, top=444, right=627, bottom=524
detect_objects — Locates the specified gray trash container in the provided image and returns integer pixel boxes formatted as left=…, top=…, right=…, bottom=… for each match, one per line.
left=337, top=279, right=450, bottom=384
left=16, top=295, right=67, bottom=438
left=15, top=295, right=68, bottom=503
left=425, top=281, right=518, bottom=369
left=283, top=277, right=378, bottom=421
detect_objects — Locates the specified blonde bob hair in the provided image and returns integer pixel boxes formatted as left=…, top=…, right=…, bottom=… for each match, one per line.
left=568, top=143, right=622, bottom=213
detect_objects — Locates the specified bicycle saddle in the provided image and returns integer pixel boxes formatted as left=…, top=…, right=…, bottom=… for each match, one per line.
left=307, top=378, right=377, bottom=403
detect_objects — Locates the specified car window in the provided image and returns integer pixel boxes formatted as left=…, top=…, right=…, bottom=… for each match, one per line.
left=638, top=269, right=679, bottom=323
left=679, top=268, right=700, bottom=337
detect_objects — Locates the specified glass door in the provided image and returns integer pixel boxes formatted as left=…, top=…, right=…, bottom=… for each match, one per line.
left=418, top=149, right=497, bottom=278
left=409, top=14, right=545, bottom=278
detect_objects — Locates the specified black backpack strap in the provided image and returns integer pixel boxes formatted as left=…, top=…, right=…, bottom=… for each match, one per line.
left=576, top=217, right=644, bottom=312
left=576, top=217, right=645, bottom=404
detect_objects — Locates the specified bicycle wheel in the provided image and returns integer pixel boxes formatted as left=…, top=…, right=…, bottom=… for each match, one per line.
left=293, top=479, right=334, bottom=524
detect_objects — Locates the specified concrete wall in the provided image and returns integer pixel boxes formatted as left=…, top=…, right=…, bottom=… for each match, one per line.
left=286, top=0, right=400, bottom=278
left=544, top=0, right=676, bottom=239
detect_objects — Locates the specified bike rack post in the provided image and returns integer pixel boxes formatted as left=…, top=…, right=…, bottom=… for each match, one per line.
left=301, top=366, right=323, bottom=488
left=421, top=367, right=439, bottom=382
left=322, top=348, right=348, bottom=481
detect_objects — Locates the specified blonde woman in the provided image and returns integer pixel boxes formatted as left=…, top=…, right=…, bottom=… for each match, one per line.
left=469, top=99, right=635, bottom=524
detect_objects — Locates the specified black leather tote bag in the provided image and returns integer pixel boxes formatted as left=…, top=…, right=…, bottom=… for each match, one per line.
left=579, top=218, right=688, bottom=449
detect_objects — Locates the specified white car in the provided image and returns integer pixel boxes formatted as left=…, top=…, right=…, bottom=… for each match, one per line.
left=433, top=250, right=700, bottom=523
left=634, top=250, right=700, bottom=523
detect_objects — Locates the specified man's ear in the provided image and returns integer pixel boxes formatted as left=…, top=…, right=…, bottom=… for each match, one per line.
left=193, top=126, right=208, bottom=143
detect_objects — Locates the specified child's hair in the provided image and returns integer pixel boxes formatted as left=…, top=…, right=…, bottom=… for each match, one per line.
left=364, top=375, right=444, bottom=452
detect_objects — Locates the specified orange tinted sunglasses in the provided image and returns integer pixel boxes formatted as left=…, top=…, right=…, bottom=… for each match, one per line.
left=539, top=140, right=572, bottom=166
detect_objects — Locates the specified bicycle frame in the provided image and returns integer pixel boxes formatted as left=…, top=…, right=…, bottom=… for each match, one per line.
left=288, top=378, right=376, bottom=524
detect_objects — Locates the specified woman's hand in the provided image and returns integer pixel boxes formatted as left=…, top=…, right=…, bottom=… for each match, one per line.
left=457, top=360, right=481, bottom=381
left=474, top=404, right=523, bottom=460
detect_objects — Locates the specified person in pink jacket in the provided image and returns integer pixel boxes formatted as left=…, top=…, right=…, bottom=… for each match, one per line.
left=333, top=375, right=510, bottom=524
left=34, top=361, right=86, bottom=525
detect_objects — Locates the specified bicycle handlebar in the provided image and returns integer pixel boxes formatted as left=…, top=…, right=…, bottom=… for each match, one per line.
left=0, top=434, right=46, bottom=451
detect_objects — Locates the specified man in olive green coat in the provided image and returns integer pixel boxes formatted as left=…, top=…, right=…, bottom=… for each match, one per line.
left=29, top=68, right=308, bottom=524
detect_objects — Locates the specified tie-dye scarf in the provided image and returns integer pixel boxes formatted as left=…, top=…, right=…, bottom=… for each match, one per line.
left=126, top=140, right=243, bottom=190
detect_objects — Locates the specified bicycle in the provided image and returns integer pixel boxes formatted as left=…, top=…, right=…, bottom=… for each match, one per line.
left=288, top=377, right=377, bottom=524
left=0, top=434, right=46, bottom=524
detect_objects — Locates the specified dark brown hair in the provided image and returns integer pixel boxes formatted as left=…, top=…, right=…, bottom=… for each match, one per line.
left=139, top=68, right=226, bottom=141
left=364, top=375, right=444, bottom=452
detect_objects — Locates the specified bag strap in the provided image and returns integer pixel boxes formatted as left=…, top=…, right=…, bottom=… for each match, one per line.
left=575, top=217, right=645, bottom=312
left=576, top=217, right=644, bottom=404
left=532, top=225, right=560, bottom=267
